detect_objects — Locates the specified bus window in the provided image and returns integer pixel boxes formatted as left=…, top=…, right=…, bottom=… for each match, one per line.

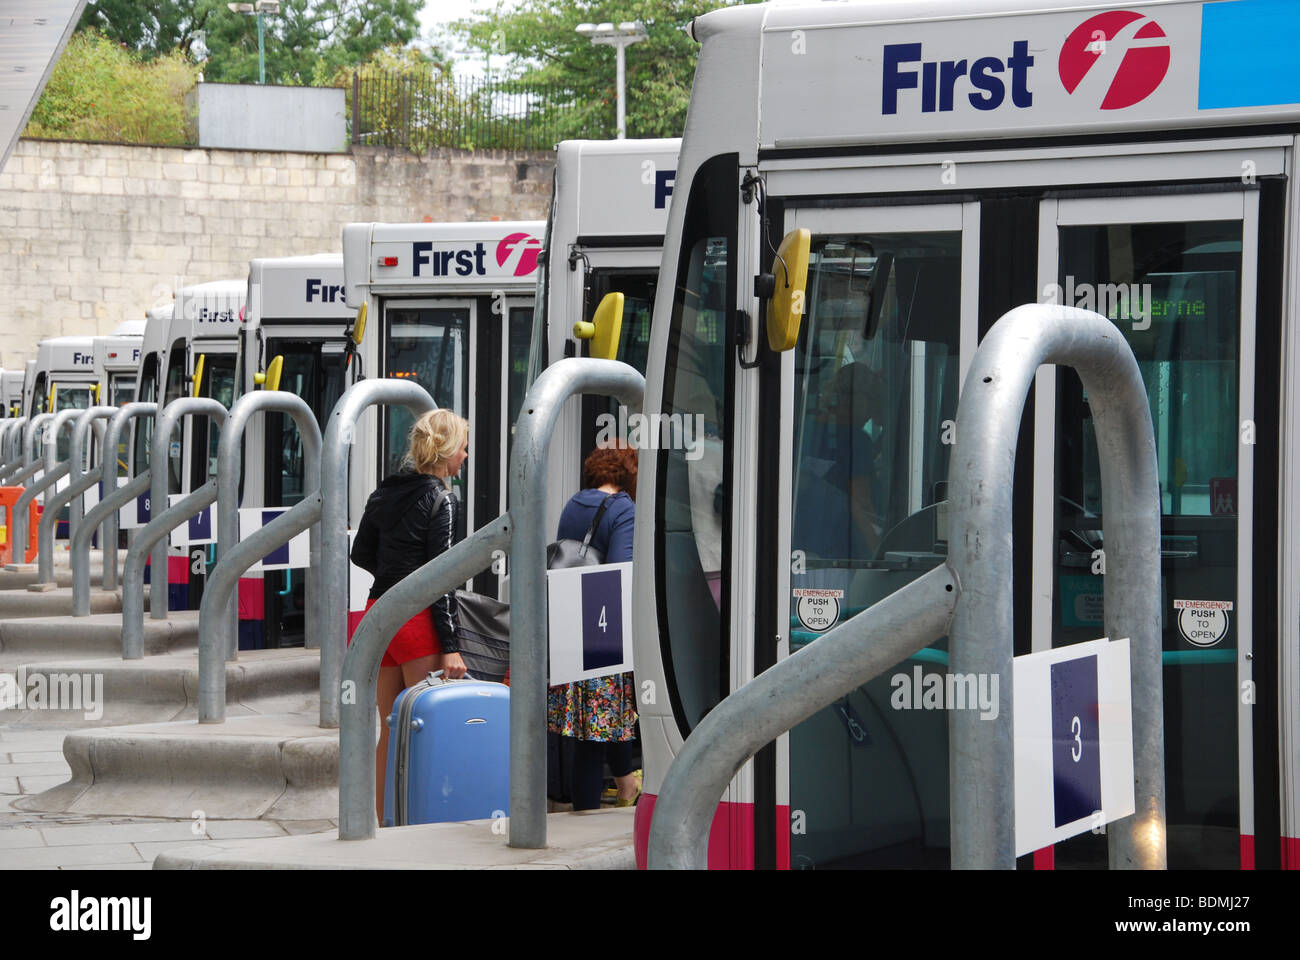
left=163, top=339, right=187, bottom=492
left=383, top=305, right=470, bottom=495
left=788, top=230, right=962, bottom=868
left=133, top=353, right=159, bottom=473
left=31, top=372, right=47, bottom=416
left=656, top=153, right=734, bottom=736
left=505, top=305, right=534, bottom=442
left=201, top=354, right=237, bottom=485
left=1052, top=218, right=1243, bottom=868
left=110, top=374, right=135, bottom=407
left=53, top=386, right=93, bottom=463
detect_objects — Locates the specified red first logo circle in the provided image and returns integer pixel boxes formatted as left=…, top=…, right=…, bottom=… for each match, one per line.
left=495, top=232, right=542, bottom=276
left=1059, top=10, right=1170, bottom=110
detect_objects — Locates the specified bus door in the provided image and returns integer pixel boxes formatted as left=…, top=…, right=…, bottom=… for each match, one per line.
left=380, top=298, right=472, bottom=539
left=579, top=269, right=658, bottom=460
left=773, top=202, right=979, bottom=868
left=260, top=335, right=349, bottom=647
left=1035, top=191, right=1258, bottom=869
left=183, top=347, right=238, bottom=610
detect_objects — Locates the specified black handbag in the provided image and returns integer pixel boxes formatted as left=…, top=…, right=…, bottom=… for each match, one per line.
left=452, top=589, right=510, bottom=684
left=546, top=493, right=616, bottom=570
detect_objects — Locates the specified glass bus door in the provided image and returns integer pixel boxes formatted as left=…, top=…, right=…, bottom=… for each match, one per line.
left=261, top=337, right=349, bottom=648
left=1035, top=191, right=1257, bottom=869
left=777, top=203, right=979, bottom=868
left=381, top=300, right=472, bottom=525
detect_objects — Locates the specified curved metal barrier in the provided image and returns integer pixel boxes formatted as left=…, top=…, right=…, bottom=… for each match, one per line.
left=317, top=380, right=436, bottom=729
left=647, top=305, right=1164, bottom=870
left=12, top=410, right=81, bottom=568
left=35, top=406, right=116, bottom=584
left=336, top=358, right=644, bottom=842
left=197, top=390, right=321, bottom=723
left=71, top=403, right=156, bottom=615
left=5, top=414, right=53, bottom=554
left=0, top=416, right=29, bottom=482
left=339, top=517, right=511, bottom=840
left=121, top=398, right=227, bottom=659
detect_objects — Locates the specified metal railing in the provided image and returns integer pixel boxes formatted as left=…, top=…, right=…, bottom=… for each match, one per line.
left=34, top=406, right=115, bottom=585
left=11, top=410, right=80, bottom=570
left=72, top=403, right=156, bottom=614
left=349, top=70, right=576, bottom=152
left=197, top=390, right=321, bottom=723
left=337, top=358, right=644, bottom=844
left=648, top=305, right=1165, bottom=869
left=121, top=397, right=226, bottom=659
left=318, top=380, right=436, bottom=729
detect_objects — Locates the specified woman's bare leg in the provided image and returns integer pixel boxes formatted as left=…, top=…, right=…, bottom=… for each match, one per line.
left=375, top=665, right=406, bottom=823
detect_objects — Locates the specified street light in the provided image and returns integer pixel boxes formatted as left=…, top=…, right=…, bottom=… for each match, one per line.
left=228, top=1, right=281, bottom=85
left=575, top=21, right=647, bottom=139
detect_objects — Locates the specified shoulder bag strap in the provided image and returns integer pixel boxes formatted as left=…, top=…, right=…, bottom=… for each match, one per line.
left=578, top=493, right=617, bottom=560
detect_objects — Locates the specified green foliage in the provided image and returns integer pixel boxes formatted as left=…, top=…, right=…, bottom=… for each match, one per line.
left=456, top=0, right=761, bottom=140
left=78, top=0, right=430, bottom=86
left=24, top=30, right=199, bottom=145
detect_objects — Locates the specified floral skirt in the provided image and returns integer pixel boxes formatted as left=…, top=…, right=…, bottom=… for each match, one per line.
left=548, top=672, right=637, bottom=742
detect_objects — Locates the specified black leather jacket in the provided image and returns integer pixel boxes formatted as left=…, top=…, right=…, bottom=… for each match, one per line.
left=350, top=468, right=461, bottom=653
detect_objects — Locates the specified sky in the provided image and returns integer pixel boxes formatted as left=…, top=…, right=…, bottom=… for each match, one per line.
left=418, top=0, right=526, bottom=77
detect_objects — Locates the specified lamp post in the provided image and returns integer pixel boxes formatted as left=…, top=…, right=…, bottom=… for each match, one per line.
left=575, top=21, right=648, bottom=139
left=228, top=1, right=280, bottom=84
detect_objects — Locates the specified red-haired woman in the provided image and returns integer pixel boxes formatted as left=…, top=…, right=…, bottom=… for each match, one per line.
left=549, top=444, right=641, bottom=809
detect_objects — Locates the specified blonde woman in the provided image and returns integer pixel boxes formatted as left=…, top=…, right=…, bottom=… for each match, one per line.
left=350, top=408, right=470, bottom=817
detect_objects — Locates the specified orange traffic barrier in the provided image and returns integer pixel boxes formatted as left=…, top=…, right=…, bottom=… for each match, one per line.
left=0, top=487, right=39, bottom=566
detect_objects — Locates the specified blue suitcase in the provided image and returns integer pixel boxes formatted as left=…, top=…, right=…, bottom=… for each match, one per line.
left=383, top=672, right=510, bottom=827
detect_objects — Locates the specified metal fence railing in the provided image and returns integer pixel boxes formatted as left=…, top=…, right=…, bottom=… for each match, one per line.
left=348, top=71, right=575, bottom=152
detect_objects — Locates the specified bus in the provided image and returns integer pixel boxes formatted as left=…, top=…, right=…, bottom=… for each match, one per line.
left=94, top=320, right=145, bottom=408
left=528, top=138, right=679, bottom=532
left=341, top=219, right=543, bottom=597
left=631, top=0, right=1300, bottom=870
left=237, top=253, right=357, bottom=648
left=1, top=368, right=23, bottom=417
left=131, top=281, right=245, bottom=611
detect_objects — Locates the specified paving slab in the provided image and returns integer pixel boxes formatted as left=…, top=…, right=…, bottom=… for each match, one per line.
left=39, top=821, right=200, bottom=845
left=155, top=808, right=636, bottom=870
left=1, top=646, right=318, bottom=725
left=14, top=711, right=338, bottom=821
left=2, top=842, right=144, bottom=868
left=0, top=610, right=193, bottom=666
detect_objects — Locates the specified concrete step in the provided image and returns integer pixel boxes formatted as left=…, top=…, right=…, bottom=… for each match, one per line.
left=0, top=584, right=150, bottom=619
left=153, top=808, right=635, bottom=869
left=13, top=710, right=336, bottom=821
left=0, top=610, right=197, bottom=668
left=0, top=550, right=126, bottom=590
left=1, top=647, right=318, bottom=725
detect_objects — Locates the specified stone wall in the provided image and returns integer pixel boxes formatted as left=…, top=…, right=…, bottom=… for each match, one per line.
left=0, top=139, right=554, bottom=370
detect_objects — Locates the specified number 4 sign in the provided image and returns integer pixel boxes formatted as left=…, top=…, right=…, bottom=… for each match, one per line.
left=1013, top=637, right=1135, bottom=857
left=547, top=562, right=634, bottom=685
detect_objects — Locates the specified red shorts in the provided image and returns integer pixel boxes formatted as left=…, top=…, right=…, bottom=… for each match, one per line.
left=351, top=598, right=443, bottom=668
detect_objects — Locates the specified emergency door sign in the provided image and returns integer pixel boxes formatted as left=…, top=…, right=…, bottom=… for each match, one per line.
left=547, top=562, right=634, bottom=685
left=1013, top=636, right=1135, bottom=856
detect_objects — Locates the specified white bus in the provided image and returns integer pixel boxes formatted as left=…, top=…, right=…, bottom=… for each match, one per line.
left=131, top=281, right=245, bottom=612
left=236, top=253, right=357, bottom=648
left=93, top=319, right=145, bottom=409
left=1, top=368, right=23, bottom=417
left=632, top=0, right=1300, bottom=870
left=528, top=138, right=680, bottom=531
left=342, top=220, right=543, bottom=596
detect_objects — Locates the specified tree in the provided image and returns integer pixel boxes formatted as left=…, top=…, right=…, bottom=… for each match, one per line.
left=456, top=0, right=760, bottom=140
left=76, top=0, right=429, bottom=86
left=24, top=30, right=199, bottom=145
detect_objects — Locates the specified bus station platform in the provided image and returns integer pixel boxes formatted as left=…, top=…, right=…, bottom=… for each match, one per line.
left=154, top=807, right=635, bottom=870
left=0, top=610, right=188, bottom=668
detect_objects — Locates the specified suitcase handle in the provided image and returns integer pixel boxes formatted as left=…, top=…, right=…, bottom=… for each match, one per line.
left=424, top=669, right=480, bottom=685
